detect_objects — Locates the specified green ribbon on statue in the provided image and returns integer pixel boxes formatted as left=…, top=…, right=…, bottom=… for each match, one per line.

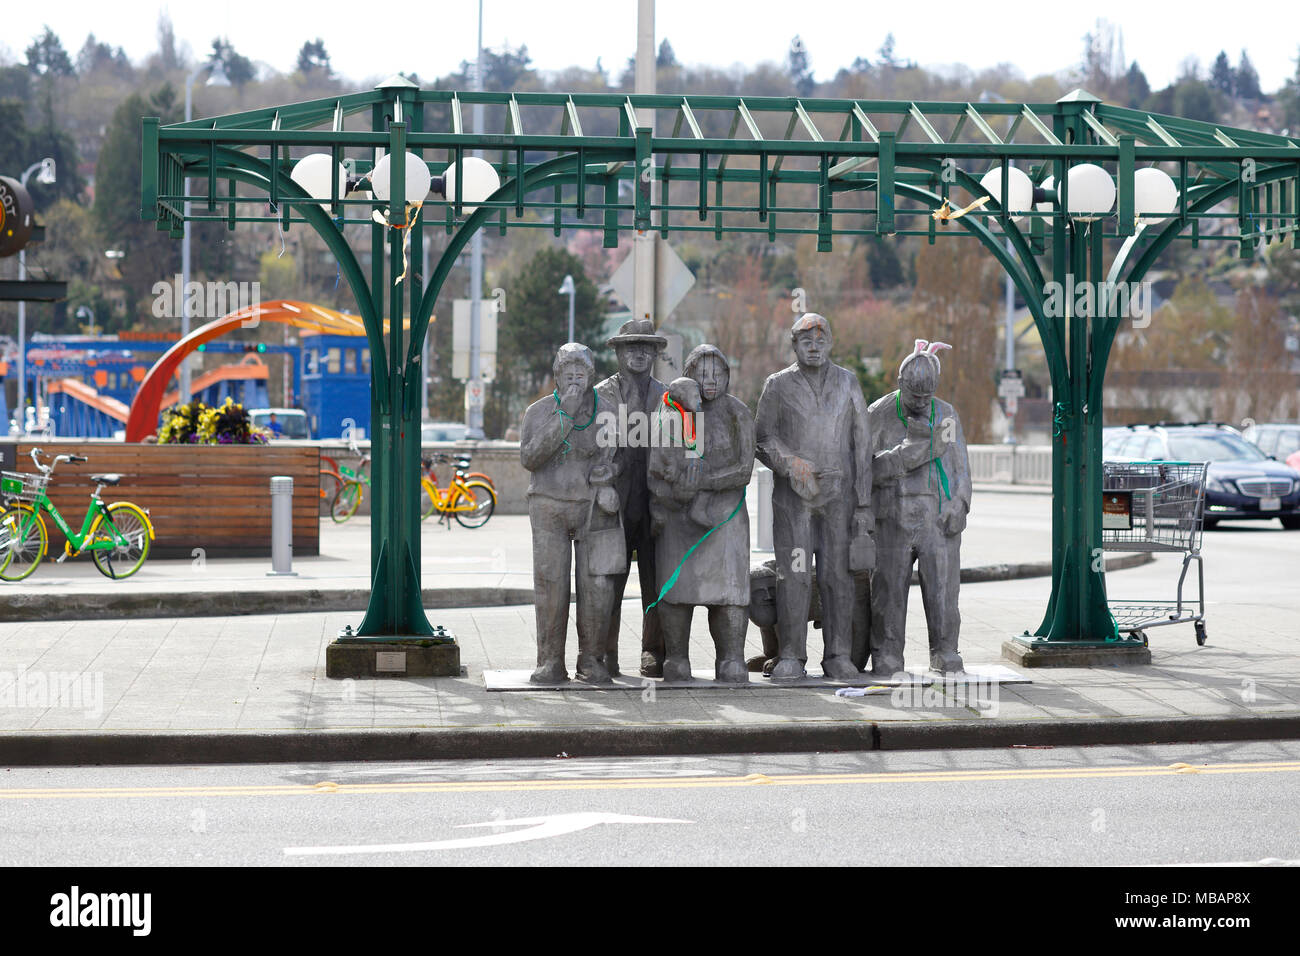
left=646, top=491, right=746, bottom=613
left=895, top=391, right=950, bottom=501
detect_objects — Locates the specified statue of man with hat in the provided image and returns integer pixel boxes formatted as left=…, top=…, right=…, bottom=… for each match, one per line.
left=755, top=313, right=876, bottom=681
left=594, top=317, right=668, bottom=677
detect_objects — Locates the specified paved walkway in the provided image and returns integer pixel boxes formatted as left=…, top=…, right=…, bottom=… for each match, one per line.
left=0, top=490, right=1074, bottom=619
left=2, top=488, right=1296, bottom=763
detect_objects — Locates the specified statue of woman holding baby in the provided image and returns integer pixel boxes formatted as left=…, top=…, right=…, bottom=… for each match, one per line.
left=646, top=344, right=754, bottom=682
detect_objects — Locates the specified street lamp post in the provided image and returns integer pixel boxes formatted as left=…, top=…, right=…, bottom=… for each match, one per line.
left=182, top=60, right=230, bottom=405
left=558, top=274, right=575, bottom=342
left=15, top=157, right=56, bottom=433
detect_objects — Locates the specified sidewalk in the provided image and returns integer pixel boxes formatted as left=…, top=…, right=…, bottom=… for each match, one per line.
left=2, top=548, right=1297, bottom=765
left=0, top=487, right=1129, bottom=621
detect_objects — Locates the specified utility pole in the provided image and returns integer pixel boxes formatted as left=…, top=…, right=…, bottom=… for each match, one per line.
left=632, top=0, right=656, bottom=330
left=466, top=0, right=486, bottom=438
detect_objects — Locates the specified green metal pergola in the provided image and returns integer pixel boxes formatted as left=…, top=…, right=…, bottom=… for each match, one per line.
left=142, top=80, right=1300, bottom=650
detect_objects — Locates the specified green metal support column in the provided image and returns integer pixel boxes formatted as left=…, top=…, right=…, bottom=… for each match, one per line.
left=355, top=106, right=436, bottom=639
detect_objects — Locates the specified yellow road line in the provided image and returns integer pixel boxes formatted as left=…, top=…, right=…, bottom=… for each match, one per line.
left=2, top=761, right=1298, bottom=800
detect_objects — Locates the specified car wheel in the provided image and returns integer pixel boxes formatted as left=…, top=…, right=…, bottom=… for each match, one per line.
left=1281, top=516, right=1300, bottom=531
left=1203, top=518, right=1219, bottom=530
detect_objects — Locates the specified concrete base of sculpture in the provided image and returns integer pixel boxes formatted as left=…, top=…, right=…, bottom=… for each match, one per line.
left=327, top=631, right=462, bottom=679
left=483, top=662, right=1028, bottom=691
left=1001, top=636, right=1152, bottom=668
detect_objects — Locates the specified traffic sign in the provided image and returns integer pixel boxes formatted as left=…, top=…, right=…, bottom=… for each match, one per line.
left=998, top=370, right=1025, bottom=399
left=464, top=379, right=485, bottom=411
left=609, top=236, right=695, bottom=323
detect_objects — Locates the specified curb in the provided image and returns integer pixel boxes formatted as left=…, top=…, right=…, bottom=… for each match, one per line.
left=3, top=713, right=1296, bottom=766
left=0, top=554, right=1154, bottom=623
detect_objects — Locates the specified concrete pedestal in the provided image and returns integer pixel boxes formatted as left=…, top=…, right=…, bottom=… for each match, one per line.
left=327, top=630, right=461, bottom=678
left=1002, top=636, right=1151, bottom=668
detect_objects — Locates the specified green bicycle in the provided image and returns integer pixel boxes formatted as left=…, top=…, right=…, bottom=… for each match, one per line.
left=329, top=437, right=371, bottom=523
left=0, top=448, right=156, bottom=582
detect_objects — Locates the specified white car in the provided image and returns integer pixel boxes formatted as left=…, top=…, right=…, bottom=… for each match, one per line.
left=249, top=407, right=311, bottom=440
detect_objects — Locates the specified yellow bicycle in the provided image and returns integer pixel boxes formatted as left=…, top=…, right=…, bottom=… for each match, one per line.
left=420, top=454, right=496, bottom=528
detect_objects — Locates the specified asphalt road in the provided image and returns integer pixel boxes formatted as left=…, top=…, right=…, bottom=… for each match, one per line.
left=3, top=741, right=1297, bottom=867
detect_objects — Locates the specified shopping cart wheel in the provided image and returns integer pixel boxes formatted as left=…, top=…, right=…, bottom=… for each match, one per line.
left=1194, top=621, right=1207, bottom=646
left=1129, top=629, right=1147, bottom=646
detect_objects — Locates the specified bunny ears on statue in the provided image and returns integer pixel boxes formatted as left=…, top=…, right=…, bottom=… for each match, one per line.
left=899, top=339, right=953, bottom=377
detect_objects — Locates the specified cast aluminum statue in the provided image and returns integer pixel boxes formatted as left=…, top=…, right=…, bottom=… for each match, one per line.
left=755, top=314, right=875, bottom=681
left=520, top=344, right=620, bottom=683
left=646, top=346, right=753, bottom=682
left=867, top=339, right=972, bottom=676
left=595, top=318, right=667, bottom=677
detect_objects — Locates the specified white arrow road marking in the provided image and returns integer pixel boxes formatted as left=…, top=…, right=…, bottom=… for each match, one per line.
left=283, top=812, right=691, bottom=856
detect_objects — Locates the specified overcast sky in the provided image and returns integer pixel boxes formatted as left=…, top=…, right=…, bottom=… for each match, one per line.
left=4, top=1, right=1298, bottom=92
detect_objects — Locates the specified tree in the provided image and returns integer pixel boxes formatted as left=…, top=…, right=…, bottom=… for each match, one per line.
left=787, top=36, right=814, bottom=96
left=905, top=239, right=1001, bottom=442
left=211, top=38, right=255, bottom=87
left=296, top=39, right=331, bottom=76
left=92, top=91, right=183, bottom=325
left=1210, top=51, right=1234, bottom=97
left=152, top=13, right=180, bottom=74
left=25, top=27, right=74, bottom=77
left=878, top=34, right=898, bottom=68
left=656, top=39, right=677, bottom=69
left=1279, top=46, right=1300, bottom=131
left=1235, top=50, right=1262, bottom=100
left=1123, top=62, right=1150, bottom=108
left=486, top=247, right=604, bottom=436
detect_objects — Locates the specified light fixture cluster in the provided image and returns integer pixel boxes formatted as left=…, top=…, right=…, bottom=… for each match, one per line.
left=978, top=163, right=1179, bottom=225
left=288, top=152, right=501, bottom=212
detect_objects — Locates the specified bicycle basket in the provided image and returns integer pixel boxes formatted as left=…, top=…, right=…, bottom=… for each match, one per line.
left=1, top=471, right=49, bottom=503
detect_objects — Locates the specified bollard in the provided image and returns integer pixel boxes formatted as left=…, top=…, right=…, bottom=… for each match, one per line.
left=267, top=475, right=298, bottom=576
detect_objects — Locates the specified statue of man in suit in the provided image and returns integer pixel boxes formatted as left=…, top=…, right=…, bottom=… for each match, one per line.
left=755, top=313, right=875, bottom=681
left=867, top=339, right=972, bottom=676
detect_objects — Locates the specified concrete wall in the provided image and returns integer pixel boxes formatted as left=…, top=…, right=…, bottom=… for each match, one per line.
left=967, top=444, right=1053, bottom=485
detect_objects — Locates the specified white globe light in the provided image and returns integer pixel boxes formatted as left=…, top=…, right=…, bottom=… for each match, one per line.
left=1133, top=167, right=1179, bottom=224
left=289, top=153, right=348, bottom=207
left=443, top=156, right=501, bottom=213
left=370, top=151, right=432, bottom=203
left=979, top=166, right=1033, bottom=221
left=1066, top=163, right=1116, bottom=221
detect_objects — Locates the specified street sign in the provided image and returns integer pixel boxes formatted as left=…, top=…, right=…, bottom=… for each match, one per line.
left=452, top=298, right=498, bottom=381
left=997, top=369, right=1025, bottom=399
left=464, top=379, right=485, bottom=411
left=608, top=236, right=695, bottom=323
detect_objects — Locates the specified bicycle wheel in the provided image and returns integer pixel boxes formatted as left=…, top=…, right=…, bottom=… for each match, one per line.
left=90, top=502, right=152, bottom=580
left=319, top=469, right=343, bottom=517
left=330, top=481, right=362, bottom=523
left=453, top=480, right=496, bottom=529
left=0, top=504, right=49, bottom=582
left=420, top=479, right=440, bottom=521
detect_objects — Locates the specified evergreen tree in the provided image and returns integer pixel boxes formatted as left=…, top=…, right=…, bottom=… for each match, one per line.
left=486, top=247, right=604, bottom=436
left=787, top=36, right=814, bottom=96
left=1235, top=50, right=1262, bottom=100
left=25, top=27, right=74, bottom=77
left=1124, top=62, right=1151, bottom=108
left=1210, top=51, right=1234, bottom=97
left=296, top=39, right=332, bottom=76
left=657, top=39, right=678, bottom=69
left=211, top=38, right=255, bottom=87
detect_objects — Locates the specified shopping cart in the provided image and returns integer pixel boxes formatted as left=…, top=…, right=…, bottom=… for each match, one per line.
left=1101, top=460, right=1209, bottom=646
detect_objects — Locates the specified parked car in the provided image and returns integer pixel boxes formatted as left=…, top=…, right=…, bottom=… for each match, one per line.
left=1103, top=423, right=1300, bottom=529
left=421, top=421, right=470, bottom=443
left=1243, top=422, right=1300, bottom=472
left=249, top=407, right=311, bottom=440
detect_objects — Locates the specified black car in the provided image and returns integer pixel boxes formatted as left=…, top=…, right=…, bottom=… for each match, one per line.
left=1102, top=424, right=1300, bottom=530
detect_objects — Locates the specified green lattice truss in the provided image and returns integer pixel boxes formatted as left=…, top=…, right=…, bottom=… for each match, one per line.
left=143, top=80, right=1300, bottom=644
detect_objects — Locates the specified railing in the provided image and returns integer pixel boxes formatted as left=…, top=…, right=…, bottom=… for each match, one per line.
left=967, top=444, right=1053, bottom=485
